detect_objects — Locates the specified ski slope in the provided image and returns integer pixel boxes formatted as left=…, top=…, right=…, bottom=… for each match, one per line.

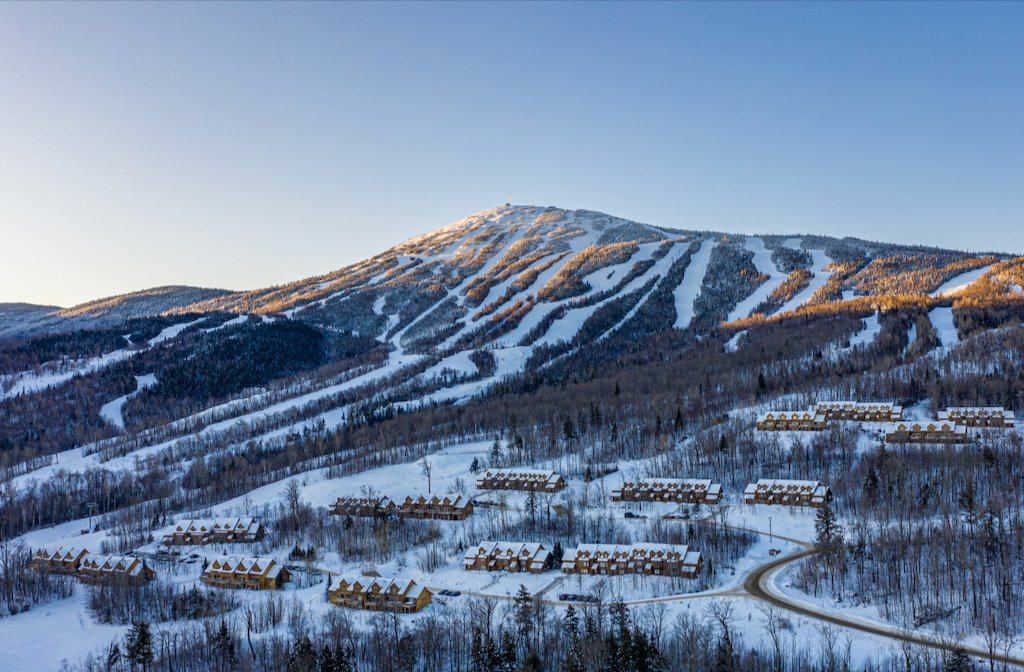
left=673, top=239, right=716, bottom=329
left=727, top=237, right=789, bottom=322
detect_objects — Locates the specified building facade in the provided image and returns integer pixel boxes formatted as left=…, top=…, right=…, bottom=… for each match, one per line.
left=31, top=547, right=88, bottom=574
left=938, top=407, right=1015, bottom=428
left=162, top=517, right=265, bottom=546
left=328, top=496, right=398, bottom=518
left=327, top=575, right=432, bottom=613
left=398, top=494, right=474, bottom=520
left=814, top=401, right=903, bottom=422
left=475, top=469, right=566, bottom=493
left=884, top=421, right=971, bottom=444
left=756, top=411, right=828, bottom=431
left=201, top=556, right=290, bottom=590
left=78, top=554, right=156, bottom=586
left=611, top=478, right=723, bottom=505
left=463, top=541, right=550, bottom=573
left=561, top=543, right=702, bottom=578
left=743, top=479, right=832, bottom=507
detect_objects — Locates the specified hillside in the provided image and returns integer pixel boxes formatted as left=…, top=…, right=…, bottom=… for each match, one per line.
left=3, top=205, right=1024, bottom=671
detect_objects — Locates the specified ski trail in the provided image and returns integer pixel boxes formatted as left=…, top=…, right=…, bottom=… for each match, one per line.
left=727, top=238, right=788, bottom=322
left=673, top=239, right=716, bottom=330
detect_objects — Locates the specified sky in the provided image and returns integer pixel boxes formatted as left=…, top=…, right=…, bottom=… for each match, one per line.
left=1, top=2, right=1023, bottom=307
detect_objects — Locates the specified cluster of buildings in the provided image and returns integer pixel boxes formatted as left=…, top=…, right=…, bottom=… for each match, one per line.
left=884, top=406, right=1014, bottom=444
left=463, top=541, right=552, bottom=573
left=328, top=575, right=432, bottom=613
left=561, top=543, right=702, bottom=578
left=743, top=479, right=833, bottom=508
left=200, top=556, right=291, bottom=590
left=162, top=517, right=265, bottom=546
left=475, top=468, right=567, bottom=493
left=328, top=494, right=474, bottom=521
left=32, top=547, right=155, bottom=586
left=611, top=478, right=723, bottom=505
left=757, top=401, right=903, bottom=432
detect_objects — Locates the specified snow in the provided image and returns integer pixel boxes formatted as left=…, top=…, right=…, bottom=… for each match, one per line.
left=673, top=239, right=716, bottom=329
left=417, top=350, right=478, bottom=381
left=99, top=374, right=158, bottom=430
left=930, top=265, right=992, bottom=297
left=203, top=314, right=249, bottom=331
left=0, top=348, right=137, bottom=400
left=774, top=249, right=834, bottom=315
left=928, top=307, right=959, bottom=348
left=148, top=317, right=206, bottom=345
left=727, top=237, right=789, bottom=322
left=0, top=586, right=128, bottom=672
left=847, top=313, right=882, bottom=349
left=725, top=330, right=747, bottom=352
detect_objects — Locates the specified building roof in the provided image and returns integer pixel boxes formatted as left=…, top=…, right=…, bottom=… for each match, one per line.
left=939, top=407, right=1014, bottom=420
left=562, top=543, right=700, bottom=566
left=34, top=546, right=87, bottom=561
left=884, top=421, right=967, bottom=434
left=743, top=479, right=830, bottom=498
left=205, top=555, right=281, bottom=578
left=464, top=541, right=549, bottom=563
left=329, top=575, right=428, bottom=599
left=476, top=469, right=564, bottom=484
left=171, top=517, right=262, bottom=535
left=757, top=411, right=826, bottom=422
left=80, top=554, right=147, bottom=576
left=614, top=478, right=722, bottom=495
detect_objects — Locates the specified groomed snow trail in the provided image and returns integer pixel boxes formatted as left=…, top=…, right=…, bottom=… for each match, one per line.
left=928, top=307, right=959, bottom=348
left=673, top=239, right=716, bottom=329
left=930, top=265, right=993, bottom=297
left=774, top=249, right=834, bottom=315
left=727, top=237, right=789, bottom=322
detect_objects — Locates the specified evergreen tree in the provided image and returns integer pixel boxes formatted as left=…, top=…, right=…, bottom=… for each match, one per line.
left=942, top=647, right=974, bottom=672
left=470, top=457, right=481, bottom=474
left=125, top=621, right=153, bottom=672
left=514, top=585, right=534, bottom=649
left=713, top=630, right=735, bottom=672
left=105, top=643, right=121, bottom=672
left=815, top=503, right=843, bottom=547
left=560, top=605, right=583, bottom=672
left=288, top=634, right=317, bottom=672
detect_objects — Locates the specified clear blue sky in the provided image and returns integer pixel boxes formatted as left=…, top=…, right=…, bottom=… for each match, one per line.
left=2, top=2, right=1022, bottom=307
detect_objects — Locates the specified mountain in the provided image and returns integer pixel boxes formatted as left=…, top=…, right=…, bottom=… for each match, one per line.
left=5, top=205, right=1024, bottom=670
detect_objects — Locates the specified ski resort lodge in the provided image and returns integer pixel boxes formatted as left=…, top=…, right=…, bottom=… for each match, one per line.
left=884, top=421, right=971, bottom=444
left=743, top=479, right=832, bottom=508
left=201, top=556, right=290, bottom=590
left=475, top=469, right=567, bottom=493
left=31, top=547, right=88, bottom=574
left=756, top=411, right=828, bottom=431
left=328, top=496, right=398, bottom=518
left=561, top=543, right=703, bottom=578
left=611, top=478, right=723, bottom=505
left=327, top=575, right=432, bottom=614
left=162, top=517, right=266, bottom=546
left=814, top=401, right=903, bottom=421
left=938, top=407, right=1015, bottom=428
left=398, top=494, right=474, bottom=520
left=463, top=541, right=551, bottom=573
left=78, top=554, right=156, bottom=586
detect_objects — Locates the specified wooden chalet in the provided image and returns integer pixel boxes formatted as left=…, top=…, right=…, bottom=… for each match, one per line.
left=78, top=554, right=156, bottom=586
left=561, top=543, right=702, bottom=578
left=814, top=401, right=903, bottom=422
left=328, top=575, right=432, bottom=614
left=938, top=407, right=1015, bottom=428
left=884, top=421, right=971, bottom=444
left=463, top=541, right=550, bottom=573
left=475, top=469, right=566, bottom=493
left=611, top=478, right=723, bottom=505
left=743, top=479, right=832, bottom=508
left=201, top=556, right=290, bottom=590
left=162, top=517, right=265, bottom=546
left=398, top=494, right=473, bottom=520
left=756, top=411, right=827, bottom=431
left=328, top=496, right=398, bottom=518
left=31, top=547, right=88, bottom=575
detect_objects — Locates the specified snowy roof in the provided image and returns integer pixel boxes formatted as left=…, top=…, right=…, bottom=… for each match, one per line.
left=757, top=411, right=825, bottom=422
left=616, top=478, right=722, bottom=494
left=329, top=575, right=426, bottom=598
left=34, top=546, right=87, bottom=561
left=563, top=543, right=698, bottom=565
left=884, top=421, right=967, bottom=434
left=939, top=407, right=1014, bottom=420
left=744, top=479, right=830, bottom=497
left=172, top=517, right=262, bottom=535
left=80, top=554, right=146, bottom=576
left=814, top=401, right=901, bottom=412
left=465, top=541, right=548, bottom=560
left=403, top=493, right=472, bottom=509
left=477, top=469, right=563, bottom=483
left=205, top=555, right=280, bottom=578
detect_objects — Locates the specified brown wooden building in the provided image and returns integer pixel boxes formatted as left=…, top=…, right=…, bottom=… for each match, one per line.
left=561, top=543, right=702, bottom=578
left=756, top=411, right=828, bottom=431
left=743, top=479, right=832, bottom=508
left=475, top=469, right=566, bottom=493
left=814, top=401, right=903, bottom=422
left=463, top=541, right=550, bottom=573
left=398, top=494, right=473, bottom=520
left=884, top=421, right=971, bottom=444
left=611, top=478, right=723, bottom=505
left=201, top=556, right=290, bottom=590
left=938, top=407, right=1015, bottom=428
left=79, top=554, right=156, bottom=586
left=31, top=547, right=88, bottom=575
left=327, top=496, right=398, bottom=518
left=162, top=517, right=265, bottom=546
left=327, top=575, right=432, bottom=613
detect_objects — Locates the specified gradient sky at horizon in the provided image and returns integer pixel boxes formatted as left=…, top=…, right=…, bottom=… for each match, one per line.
left=2, top=2, right=1023, bottom=307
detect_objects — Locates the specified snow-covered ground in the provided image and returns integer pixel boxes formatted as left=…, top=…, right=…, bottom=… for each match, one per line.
left=0, top=348, right=138, bottom=400
left=930, top=265, right=992, bottom=297
left=728, top=237, right=789, bottom=322
left=99, top=373, right=158, bottom=429
left=928, top=307, right=959, bottom=348
left=673, top=239, right=716, bottom=330
left=774, top=249, right=834, bottom=315
left=725, top=330, right=747, bottom=352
